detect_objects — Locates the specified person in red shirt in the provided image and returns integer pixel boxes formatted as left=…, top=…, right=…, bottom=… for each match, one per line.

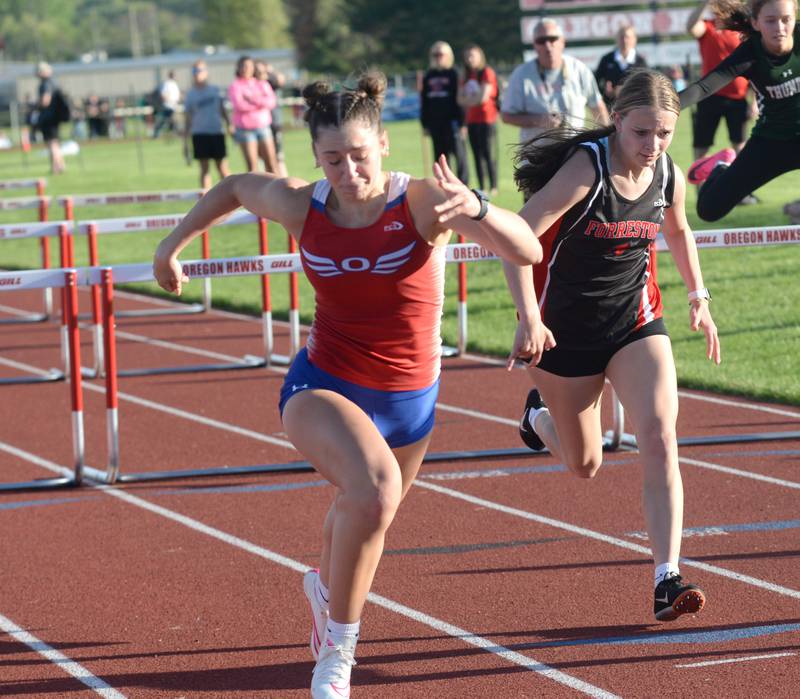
left=153, top=71, right=540, bottom=699
left=687, top=1, right=759, bottom=202
left=459, top=44, right=499, bottom=195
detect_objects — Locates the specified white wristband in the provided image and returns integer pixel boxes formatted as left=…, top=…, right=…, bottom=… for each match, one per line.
left=688, top=288, right=711, bottom=302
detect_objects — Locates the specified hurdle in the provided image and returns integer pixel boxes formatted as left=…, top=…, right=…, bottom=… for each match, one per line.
left=58, top=189, right=210, bottom=316
left=0, top=266, right=85, bottom=491
left=605, top=224, right=800, bottom=450
left=72, top=242, right=534, bottom=484
left=0, top=220, right=75, bottom=385
left=75, top=209, right=300, bottom=377
left=0, top=192, right=53, bottom=323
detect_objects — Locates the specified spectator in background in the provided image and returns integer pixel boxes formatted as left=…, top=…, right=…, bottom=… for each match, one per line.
left=256, top=60, right=288, bottom=177
left=459, top=43, right=499, bottom=195
left=184, top=59, right=231, bottom=191
left=686, top=0, right=758, bottom=204
left=153, top=70, right=181, bottom=138
left=228, top=55, right=279, bottom=173
left=85, top=94, right=110, bottom=138
left=502, top=19, right=609, bottom=167
left=112, top=97, right=127, bottom=139
left=595, top=24, right=648, bottom=107
left=420, top=40, right=469, bottom=184
left=34, top=62, right=66, bottom=174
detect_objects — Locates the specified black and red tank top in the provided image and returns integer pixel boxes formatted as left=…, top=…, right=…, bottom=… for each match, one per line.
left=538, top=137, right=674, bottom=349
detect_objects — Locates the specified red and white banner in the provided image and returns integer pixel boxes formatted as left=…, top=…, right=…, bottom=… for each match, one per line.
left=655, top=226, right=800, bottom=252
left=0, top=268, right=71, bottom=290
left=0, top=178, right=44, bottom=191
left=0, top=220, right=72, bottom=240
left=58, top=190, right=203, bottom=207
left=521, top=7, right=694, bottom=42
left=78, top=209, right=258, bottom=236
left=0, top=196, right=49, bottom=211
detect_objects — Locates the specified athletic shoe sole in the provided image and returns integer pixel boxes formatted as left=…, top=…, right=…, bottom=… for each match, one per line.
left=519, top=388, right=546, bottom=452
left=687, top=148, right=736, bottom=185
left=654, top=588, right=706, bottom=622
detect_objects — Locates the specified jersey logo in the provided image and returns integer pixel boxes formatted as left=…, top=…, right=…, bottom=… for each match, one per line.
left=783, top=69, right=794, bottom=78
left=384, top=220, right=404, bottom=232
left=301, top=241, right=416, bottom=276
left=653, top=198, right=666, bottom=208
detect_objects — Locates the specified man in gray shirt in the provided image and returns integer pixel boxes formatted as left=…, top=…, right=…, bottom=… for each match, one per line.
left=502, top=19, right=609, bottom=146
left=183, top=60, right=232, bottom=190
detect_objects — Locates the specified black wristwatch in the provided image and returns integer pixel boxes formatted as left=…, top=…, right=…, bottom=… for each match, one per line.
left=470, top=188, right=490, bottom=221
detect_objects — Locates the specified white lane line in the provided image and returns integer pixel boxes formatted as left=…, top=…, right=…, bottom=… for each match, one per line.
left=437, top=401, right=517, bottom=426
left=114, top=329, right=255, bottom=363
left=676, top=391, right=800, bottom=419
left=414, top=479, right=800, bottom=600
left=0, top=442, right=618, bottom=699
left=679, top=456, right=800, bottom=489
left=0, top=611, right=126, bottom=698
left=675, top=652, right=796, bottom=668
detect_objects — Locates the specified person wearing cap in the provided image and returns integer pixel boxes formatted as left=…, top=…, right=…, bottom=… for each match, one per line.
left=501, top=19, right=609, bottom=154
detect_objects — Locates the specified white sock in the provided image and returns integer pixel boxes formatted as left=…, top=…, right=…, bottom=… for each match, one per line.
left=326, top=619, right=360, bottom=650
left=530, top=407, right=549, bottom=433
left=654, top=562, right=680, bottom=587
left=315, top=575, right=330, bottom=609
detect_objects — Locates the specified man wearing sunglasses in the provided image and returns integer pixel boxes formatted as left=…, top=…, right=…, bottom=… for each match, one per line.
left=501, top=19, right=609, bottom=155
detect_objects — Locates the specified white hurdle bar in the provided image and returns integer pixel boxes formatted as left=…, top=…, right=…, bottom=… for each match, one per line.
left=0, top=266, right=85, bottom=491
left=0, top=195, right=53, bottom=321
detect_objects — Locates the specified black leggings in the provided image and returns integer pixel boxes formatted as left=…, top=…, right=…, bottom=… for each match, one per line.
left=429, top=120, right=469, bottom=184
left=697, top=135, right=800, bottom=221
left=467, top=122, right=497, bottom=190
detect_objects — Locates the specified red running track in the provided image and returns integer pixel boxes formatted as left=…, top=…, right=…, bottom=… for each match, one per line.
left=0, top=287, right=799, bottom=698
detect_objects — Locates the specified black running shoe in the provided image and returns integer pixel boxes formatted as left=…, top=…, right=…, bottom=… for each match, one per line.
left=654, top=574, right=706, bottom=621
left=519, top=388, right=546, bottom=452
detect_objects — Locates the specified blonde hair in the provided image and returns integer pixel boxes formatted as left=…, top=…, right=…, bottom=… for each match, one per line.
left=429, top=41, right=455, bottom=69
left=515, top=69, right=679, bottom=197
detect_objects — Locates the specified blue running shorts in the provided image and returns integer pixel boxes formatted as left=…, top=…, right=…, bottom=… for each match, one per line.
left=279, top=348, right=439, bottom=448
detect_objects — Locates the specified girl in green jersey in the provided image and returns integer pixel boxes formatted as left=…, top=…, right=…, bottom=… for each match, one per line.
left=680, top=0, right=800, bottom=220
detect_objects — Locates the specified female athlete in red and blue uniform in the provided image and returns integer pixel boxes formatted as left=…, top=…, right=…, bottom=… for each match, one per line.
left=153, top=71, right=540, bottom=699
left=504, top=69, right=721, bottom=624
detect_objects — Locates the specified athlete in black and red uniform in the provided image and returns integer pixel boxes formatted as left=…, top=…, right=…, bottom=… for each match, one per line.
left=504, top=69, right=721, bottom=623
left=153, top=71, right=539, bottom=699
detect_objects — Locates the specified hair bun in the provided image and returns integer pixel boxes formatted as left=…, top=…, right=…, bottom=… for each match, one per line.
left=357, top=71, right=387, bottom=109
left=302, top=81, right=332, bottom=111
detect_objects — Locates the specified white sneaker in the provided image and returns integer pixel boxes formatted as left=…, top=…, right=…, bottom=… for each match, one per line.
left=303, top=569, right=329, bottom=660
left=311, top=641, right=356, bottom=698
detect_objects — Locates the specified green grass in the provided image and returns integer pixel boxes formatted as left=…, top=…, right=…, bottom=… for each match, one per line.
left=1, top=114, right=798, bottom=405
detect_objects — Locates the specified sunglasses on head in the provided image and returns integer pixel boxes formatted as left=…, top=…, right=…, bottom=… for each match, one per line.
left=535, top=35, right=561, bottom=45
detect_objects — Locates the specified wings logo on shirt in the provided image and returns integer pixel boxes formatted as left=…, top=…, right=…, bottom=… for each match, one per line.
left=301, top=241, right=416, bottom=276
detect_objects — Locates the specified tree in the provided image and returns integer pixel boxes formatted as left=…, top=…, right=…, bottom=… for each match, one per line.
left=199, top=0, right=290, bottom=50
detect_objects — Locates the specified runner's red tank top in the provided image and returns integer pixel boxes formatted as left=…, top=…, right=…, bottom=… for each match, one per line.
left=299, top=172, right=445, bottom=390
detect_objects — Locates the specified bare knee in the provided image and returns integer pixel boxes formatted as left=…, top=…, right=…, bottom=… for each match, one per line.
left=339, top=467, right=403, bottom=532
left=564, top=452, right=603, bottom=479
